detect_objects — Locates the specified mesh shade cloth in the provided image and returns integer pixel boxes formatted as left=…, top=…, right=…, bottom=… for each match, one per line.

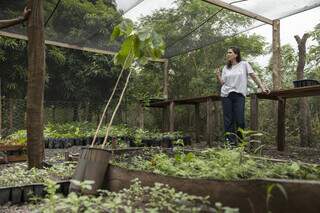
left=0, top=0, right=319, bottom=57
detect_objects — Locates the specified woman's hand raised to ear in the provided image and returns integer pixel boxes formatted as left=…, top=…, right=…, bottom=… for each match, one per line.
left=215, top=68, right=224, bottom=86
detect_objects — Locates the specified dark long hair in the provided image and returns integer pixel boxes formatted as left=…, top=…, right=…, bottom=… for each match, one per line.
left=227, top=46, right=242, bottom=69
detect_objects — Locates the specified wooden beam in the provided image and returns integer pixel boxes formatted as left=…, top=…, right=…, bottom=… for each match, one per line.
left=277, top=97, right=286, bottom=151
left=0, top=30, right=168, bottom=63
left=272, top=19, right=281, bottom=90
left=202, top=0, right=273, bottom=25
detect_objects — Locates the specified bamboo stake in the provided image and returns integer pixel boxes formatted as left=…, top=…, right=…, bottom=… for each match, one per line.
left=90, top=60, right=125, bottom=147
left=102, top=69, right=133, bottom=148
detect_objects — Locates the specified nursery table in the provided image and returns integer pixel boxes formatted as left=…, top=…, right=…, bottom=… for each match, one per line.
left=145, top=95, right=221, bottom=146
left=250, top=85, right=320, bottom=151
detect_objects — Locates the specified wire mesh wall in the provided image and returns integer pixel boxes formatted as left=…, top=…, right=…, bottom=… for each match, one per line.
left=0, top=98, right=140, bottom=137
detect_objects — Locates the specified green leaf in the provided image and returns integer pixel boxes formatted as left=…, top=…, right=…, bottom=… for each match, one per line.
left=111, top=25, right=121, bottom=41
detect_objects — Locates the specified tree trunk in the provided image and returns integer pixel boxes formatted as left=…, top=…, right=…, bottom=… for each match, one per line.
left=294, top=33, right=312, bottom=147
left=72, top=102, right=79, bottom=121
left=26, top=0, right=45, bottom=168
left=52, top=105, right=56, bottom=122
left=8, top=98, right=13, bottom=130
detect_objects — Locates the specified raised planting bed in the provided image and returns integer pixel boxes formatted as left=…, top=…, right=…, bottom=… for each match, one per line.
left=0, top=145, right=27, bottom=164
left=70, top=147, right=320, bottom=213
left=6, top=179, right=237, bottom=212
left=0, top=155, right=75, bottom=205
left=0, top=181, right=70, bottom=205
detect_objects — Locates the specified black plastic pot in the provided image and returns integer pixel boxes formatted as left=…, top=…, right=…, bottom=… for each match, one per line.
left=0, top=187, right=10, bottom=205
left=151, top=139, right=161, bottom=147
left=183, top=135, right=192, bottom=146
left=87, top=137, right=94, bottom=145
left=33, top=184, right=45, bottom=197
left=128, top=139, right=136, bottom=147
left=11, top=186, right=23, bottom=204
left=98, top=137, right=106, bottom=145
left=22, top=185, right=34, bottom=202
left=44, top=139, right=49, bottom=148
left=57, top=181, right=70, bottom=196
left=64, top=138, right=74, bottom=148
left=141, top=139, right=152, bottom=147
left=57, top=139, right=65, bottom=149
left=71, top=138, right=78, bottom=146
left=81, top=137, right=89, bottom=146
left=162, top=136, right=173, bottom=148
left=47, top=138, right=55, bottom=149
left=293, top=79, right=319, bottom=88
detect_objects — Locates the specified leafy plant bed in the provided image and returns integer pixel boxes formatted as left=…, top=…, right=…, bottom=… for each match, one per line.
left=0, top=152, right=75, bottom=205
left=42, top=135, right=191, bottom=149
left=7, top=123, right=190, bottom=149
left=0, top=179, right=238, bottom=213
left=102, top=148, right=320, bottom=212
left=0, top=162, right=75, bottom=188
left=0, top=144, right=27, bottom=164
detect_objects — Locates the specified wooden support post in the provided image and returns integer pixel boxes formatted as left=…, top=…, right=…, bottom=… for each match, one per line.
left=272, top=19, right=281, bottom=90
left=277, top=97, right=286, bottom=151
left=162, top=107, right=168, bottom=132
left=163, top=59, right=169, bottom=99
left=195, top=103, right=200, bottom=144
left=169, top=101, right=175, bottom=132
left=138, top=103, right=144, bottom=129
left=206, top=98, right=213, bottom=146
left=8, top=98, right=13, bottom=130
left=26, top=0, right=46, bottom=168
left=250, top=94, right=259, bottom=131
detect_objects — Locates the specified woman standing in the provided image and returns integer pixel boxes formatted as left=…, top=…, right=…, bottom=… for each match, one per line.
left=216, top=46, right=269, bottom=145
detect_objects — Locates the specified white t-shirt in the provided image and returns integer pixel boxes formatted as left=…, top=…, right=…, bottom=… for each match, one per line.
left=220, top=61, right=254, bottom=97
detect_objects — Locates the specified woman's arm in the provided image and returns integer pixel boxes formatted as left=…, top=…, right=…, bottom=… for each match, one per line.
left=216, top=68, right=224, bottom=86
left=249, top=72, right=270, bottom=94
left=0, top=7, right=31, bottom=30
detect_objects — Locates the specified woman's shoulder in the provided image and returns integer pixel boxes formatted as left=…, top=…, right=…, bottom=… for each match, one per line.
left=240, top=61, right=252, bottom=67
left=240, top=60, right=250, bottom=65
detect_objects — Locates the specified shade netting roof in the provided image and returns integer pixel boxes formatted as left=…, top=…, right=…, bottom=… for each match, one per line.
left=0, top=0, right=319, bottom=58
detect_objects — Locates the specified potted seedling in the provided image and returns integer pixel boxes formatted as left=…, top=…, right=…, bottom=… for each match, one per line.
left=69, top=20, right=165, bottom=194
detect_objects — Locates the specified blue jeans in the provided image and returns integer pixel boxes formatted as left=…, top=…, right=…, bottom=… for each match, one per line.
left=222, top=92, right=245, bottom=144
